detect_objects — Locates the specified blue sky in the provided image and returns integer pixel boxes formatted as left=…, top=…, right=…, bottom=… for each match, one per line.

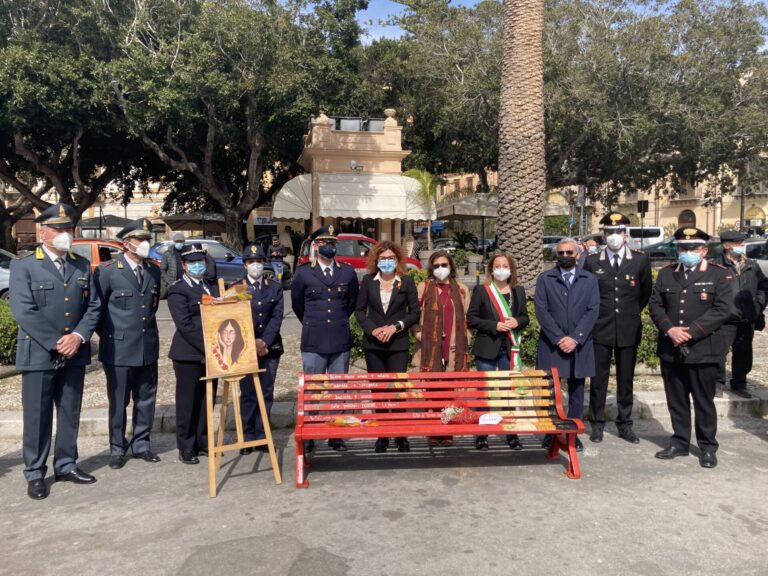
left=358, top=0, right=481, bottom=41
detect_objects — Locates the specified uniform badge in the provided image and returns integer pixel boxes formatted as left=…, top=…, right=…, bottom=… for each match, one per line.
left=700, top=292, right=708, bottom=301
left=630, top=280, right=636, bottom=287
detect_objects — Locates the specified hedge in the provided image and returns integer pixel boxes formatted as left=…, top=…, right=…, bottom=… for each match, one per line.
left=0, top=300, right=18, bottom=365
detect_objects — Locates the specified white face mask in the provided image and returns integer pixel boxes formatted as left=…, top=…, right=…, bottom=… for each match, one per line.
left=492, top=267, right=511, bottom=281
left=131, top=240, right=150, bottom=259
left=433, top=266, right=450, bottom=281
left=52, top=232, right=73, bottom=252
left=606, top=233, right=624, bottom=251
left=247, top=262, right=264, bottom=279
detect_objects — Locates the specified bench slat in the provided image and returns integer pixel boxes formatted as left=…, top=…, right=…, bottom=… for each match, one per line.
left=303, top=409, right=554, bottom=423
left=305, top=378, right=550, bottom=391
left=304, top=389, right=553, bottom=401
left=302, top=399, right=558, bottom=411
left=303, top=369, right=549, bottom=382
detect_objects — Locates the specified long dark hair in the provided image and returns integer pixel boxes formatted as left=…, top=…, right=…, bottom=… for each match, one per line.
left=218, top=319, right=245, bottom=364
left=427, top=250, right=458, bottom=279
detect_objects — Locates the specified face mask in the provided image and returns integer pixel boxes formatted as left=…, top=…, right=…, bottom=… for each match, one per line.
left=52, top=232, right=73, bottom=252
left=731, top=246, right=746, bottom=256
left=492, top=267, right=511, bottom=281
left=174, top=242, right=185, bottom=251
left=587, top=246, right=600, bottom=255
left=557, top=256, right=577, bottom=270
left=318, top=244, right=337, bottom=259
left=378, top=259, right=396, bottom=274
left=678, top=251, right=701, bottom=268
left=131, top=240, right=150, bottom=259
left=187, top=262, right=206, bottom=278
left=606, top=233, right=624, bottom=251
left=433, top=266, right=450, bottom=281
left=247, top=262, right=264, bottom=279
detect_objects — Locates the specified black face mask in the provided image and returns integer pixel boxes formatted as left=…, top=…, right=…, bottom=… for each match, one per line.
left=557, top=256, right=577, bottom=270
left=318, top=244, right=337, bottom=259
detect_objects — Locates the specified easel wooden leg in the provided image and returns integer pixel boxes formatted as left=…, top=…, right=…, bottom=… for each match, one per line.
left=206, top=379, right=217, bottom=498
left=230, top=379, right=245, bottom=445
left=216, top=380, right=230, bottom=471
left=254, top=372, right=282, bottom=485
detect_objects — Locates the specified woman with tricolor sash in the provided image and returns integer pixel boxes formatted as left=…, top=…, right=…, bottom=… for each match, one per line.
left=467, top=252, right=529, bottom=451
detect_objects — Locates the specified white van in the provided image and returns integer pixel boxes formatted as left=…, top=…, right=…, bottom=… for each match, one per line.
left=626, top=226, right=666, bottom=250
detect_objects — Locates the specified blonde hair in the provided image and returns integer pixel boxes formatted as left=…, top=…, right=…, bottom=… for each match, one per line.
left=484, top=252, right=518, bottom=287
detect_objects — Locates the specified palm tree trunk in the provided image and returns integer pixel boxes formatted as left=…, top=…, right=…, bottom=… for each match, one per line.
left=497, top=0, right=546, bottom=289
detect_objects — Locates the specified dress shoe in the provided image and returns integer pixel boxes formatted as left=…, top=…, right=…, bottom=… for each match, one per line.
left=328, top=439, right=348, bottom=452
left=27, top=479, right=48, bottom=500
left=474, top=436, right=489, bottom=451
left=304, top=440, right=315, bottom=453
left=133, top=450, right=161, bottom=463
left=109, top=455, right=126, bottom=470
left=699, top=450, right=718, bottom=469
left=438, top=437, right=453, bottom=447
left=55, top=468, right=96, bottom=484
left=618, top=427, right=640, bottom=444
left=395, top=437, right=410, bottom=452
left=507, top=435, right=523, bottom=450
left=731, top=388, right=752, bottom=399
left=589, top=427, right=604, bottom=443
left=240, top=446, right=255, bottom=456
left=197, top=449, right=208, bottom=458
left=179, top=450, right=199, bottom=465
left=655, top=446, right=690, bottom=460
left=374, top=438, right=389, bottom=453
left=541, top=434, right=553, bottom=450
left=575, top=437, right=584, bottom=452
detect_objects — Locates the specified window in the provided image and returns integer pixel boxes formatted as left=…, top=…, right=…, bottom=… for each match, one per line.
left=98, top=245, right=121, bottom=262
left=71, top=244, right=92, bottom=262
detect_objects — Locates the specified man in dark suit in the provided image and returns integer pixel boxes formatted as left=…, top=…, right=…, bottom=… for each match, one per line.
left=95, top=218, right=162, bottom=470
left=9, top=203, right=101, bottom=499
left=291, top=225, right=359, bottom=451
left=235, top=243, right=284, bottom=455
left=583, top=212, right=652, bottom=444
left=534, top=238, right=600, bottom=452
left=649, top=227, right=734, bottom=468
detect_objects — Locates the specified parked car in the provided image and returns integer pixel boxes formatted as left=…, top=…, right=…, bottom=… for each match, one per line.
left=17, top=239, right=124, bottom=272
left=150, top=239, right=292, bottom=289
left=298, top=233, right=422, bottom=282
left=746, top=239, right=768, bottom=275
left=581, top=233, right=605, bottom=246
left=626, top=226, right=666, bottom=250
left=543, top=235, right=566, bottom=249
left=642, top=236, right=723, bottom=260
left=0, top=248, right=16, bottom=300
left=432, top=238, right=461, bottom=253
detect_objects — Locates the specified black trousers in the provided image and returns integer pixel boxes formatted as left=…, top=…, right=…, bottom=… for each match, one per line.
left=363, top=349, right=410, bottom=373
left=716, top=323, right=754, bottom=390
left=660, top=361, right=718, bottom=451
left=104, top=363, right=158, bottom=456
left=589, top=343, right=638, bottom=429
left=21, top=367, right=85, bottom=481
left=173, top=361, right=217, bottom=453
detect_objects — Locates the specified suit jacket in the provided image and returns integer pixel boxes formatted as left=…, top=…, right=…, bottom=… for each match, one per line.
left=583, top=247, right=652, bottom=347
left=10, top=247, right=101, bottom=370
left=467, top=284, right=529, bottom=360
left=718, top=254, right=768, bottom=324
left=534, top=267, right=600, bottom=379
left=649, top=259, right=734, bottom=364
left=290, top=259, right=359, bottom=354
left=95, top=254, right=161, bottom=366
left=354, top=273, right=420, bottom=352
left=232, top=275, right=284, bottom=357
left=167, top=276, right=220, bottom=362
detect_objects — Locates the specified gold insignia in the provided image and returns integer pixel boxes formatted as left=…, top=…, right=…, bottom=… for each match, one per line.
left=251, top=245, right=258, bottom=253
left=143, top=219, right=150, bottom=231
left=36, top=246, right=44, bottom=260
left=117, top=260, right=124, bottom=269
left=328, top=225, right=334, bottom=235
left=683, top=227, right=697, bottom=239
left=58, top=205, right=66, bottom=218
left=610, top=213, right=622, bottom=224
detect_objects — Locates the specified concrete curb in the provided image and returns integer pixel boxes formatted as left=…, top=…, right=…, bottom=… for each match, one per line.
left=0, top=391, right=765, bottom=440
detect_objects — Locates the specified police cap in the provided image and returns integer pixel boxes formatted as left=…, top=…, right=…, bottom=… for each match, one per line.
left=36, top=203, right=75, bottom=229
left=310, top=225, right=337, bottom=242
left=719, top=230, right=747, bottom=243
left=673, top=226, right=709, bottom=247
left=243, top=243, right=266, bottom=261
left=599, top=211, right=630, bottom=232
left=117, top=218, right=153, bottom=240
left=180, top=243, right=206, bottom=261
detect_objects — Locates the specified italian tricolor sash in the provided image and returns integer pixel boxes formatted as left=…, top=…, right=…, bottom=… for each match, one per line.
left=485, top=284, right=523, bottom=370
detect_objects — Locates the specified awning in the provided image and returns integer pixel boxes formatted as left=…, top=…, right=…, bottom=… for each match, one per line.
left=79, top=214, right=133, bottom=229
left=272, top=173, right=434, bottom=221
left=437, top=194, right=498, bottom=220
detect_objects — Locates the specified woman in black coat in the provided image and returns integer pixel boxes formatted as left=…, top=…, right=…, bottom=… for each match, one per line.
left=354, top=241, right=420, bottom=453
left=467, top=252, right=529, bottom=451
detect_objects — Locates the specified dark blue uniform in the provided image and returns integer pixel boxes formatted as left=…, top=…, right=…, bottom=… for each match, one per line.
left=10, top=246, right=101, bottom=481
left=95, top=254, right=161, bottom=457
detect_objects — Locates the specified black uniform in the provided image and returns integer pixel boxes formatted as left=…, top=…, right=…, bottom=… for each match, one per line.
left=583, top=247, right=652, bottom=432
left=649, top=259, right=734, bottom=452
left=715, top=253, right=768, bottom=393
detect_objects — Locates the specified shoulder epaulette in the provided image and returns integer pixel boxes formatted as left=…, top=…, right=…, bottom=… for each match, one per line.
left=709, top=262, right=726, bottom=269
left=101, top=260, right=116, bottom=268
left=171, top=278, right=183, bottom=285
left=20, top=251, right=34, bottom=259
left=630, top=249, right=645, bottom=254
left=664, top=262, right=677, bottom=269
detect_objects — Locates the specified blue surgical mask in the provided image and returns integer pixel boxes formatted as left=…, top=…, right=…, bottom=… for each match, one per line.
left=731, top=246, right=746, bottom=256
left=174, top=242, right=185, bottom=251
left=187, top=262, right=206, bottom=278
left=678, top=251, right=701, bottom=268
left=378, top=259, right=396, bottom=274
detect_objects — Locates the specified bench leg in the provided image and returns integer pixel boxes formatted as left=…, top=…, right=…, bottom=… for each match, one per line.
left=295, top=434, right=309, bottom=489
left=564, top=434, right=581, bottom=480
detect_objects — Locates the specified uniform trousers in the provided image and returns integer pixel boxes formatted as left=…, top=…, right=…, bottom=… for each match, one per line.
left=21, top=366, right=85, bottom=481
left=173, top=360, right=217, bottom=453
left=240, top=355, right=279, bottom=441
left=104, top=363, right=158, bottom=456
left=363, top=349, right=410, bottom=372
left=716, top=323, right=754, bottom=391
left=301, top=351, right=349, bottom=374
left=589, top=343, right=638, bottom=429
left=661, top=361, right=718, bottom=451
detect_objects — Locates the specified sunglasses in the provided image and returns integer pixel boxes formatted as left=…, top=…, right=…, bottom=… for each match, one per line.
left=556, top=250, right=575, bottom=256
left=433, top=263, right=450, bottom=268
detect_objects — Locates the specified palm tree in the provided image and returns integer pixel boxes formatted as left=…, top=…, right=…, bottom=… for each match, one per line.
left=497, top=0, right=546, bottom=288
left=404, top=168, right=438, bottom=250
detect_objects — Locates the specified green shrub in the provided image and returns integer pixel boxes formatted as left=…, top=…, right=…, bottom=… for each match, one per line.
left=349, top=314, right=365, bottom=361
left=0, top=300, right=18, bottom=365
left=407, top=267, right=428, bottom=286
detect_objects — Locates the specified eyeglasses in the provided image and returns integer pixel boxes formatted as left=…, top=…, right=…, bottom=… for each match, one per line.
left=378, top=257, right=395, bottom=262
left=556, top=251, right=575, bottom=256
left=433, top=263, right=450, bottom=268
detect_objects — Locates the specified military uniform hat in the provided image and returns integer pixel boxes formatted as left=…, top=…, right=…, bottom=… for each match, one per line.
left=180, top=243, right=207, bottom=261
left=310, top=224, right=338, bottom=242
left=673, top=226, right=709, bottom=247
left=719, top=230, right=747, bottom=243
left=599, top=211, right=631, bottom=231
left=243, top=243, right=266, bottom=261
left=117, top=218, right=153, bottom=240
left=35, top=203, right=75, bottom=229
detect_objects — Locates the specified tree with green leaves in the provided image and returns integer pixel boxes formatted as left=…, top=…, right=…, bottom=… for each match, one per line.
left=403, top=167, right=438, bottom=249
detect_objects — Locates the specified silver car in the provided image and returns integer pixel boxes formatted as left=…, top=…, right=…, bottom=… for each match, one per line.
left=0, top=248, right=16, bottom=300
left=746, top=240, right=768, bottom=275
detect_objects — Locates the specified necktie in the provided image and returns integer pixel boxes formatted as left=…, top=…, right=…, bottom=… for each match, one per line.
left=56, top=257, right=66, bottom=279
left=324, top=267, right=332, bottom=280
left=685, top=268, right=692, bottom=280
left=135, top=265, right=144, bottom=286
left=613, top=254, right=620, bottom=271
left=564, top=272, right=573, bottom=286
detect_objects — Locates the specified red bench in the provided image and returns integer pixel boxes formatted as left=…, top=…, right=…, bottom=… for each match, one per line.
left=294, top=368, right=583, bottom=487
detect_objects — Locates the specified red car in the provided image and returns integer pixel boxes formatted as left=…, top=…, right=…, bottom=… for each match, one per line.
left=18, top=239, right=124, bottom=273
left=298, top=233, right=421, bottom=281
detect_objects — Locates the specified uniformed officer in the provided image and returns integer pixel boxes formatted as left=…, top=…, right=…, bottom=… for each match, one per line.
left=290, top=225, right=359, bottom=451
left=95, top=218, right=162, bottom=469
left=9, top=203, right=101, bottom=499
left=714, top=230, right=768, bottom=399
left=167, top=244, right=220, bottom=464
left=583, top=212, right=652, bottom=444
left=649, top=227, right=734, bottom=468
left=234, top=243, right=284, bottom=454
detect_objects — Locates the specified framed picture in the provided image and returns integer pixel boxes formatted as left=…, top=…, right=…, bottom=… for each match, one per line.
left=201, top=300, right=260, bottom=379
